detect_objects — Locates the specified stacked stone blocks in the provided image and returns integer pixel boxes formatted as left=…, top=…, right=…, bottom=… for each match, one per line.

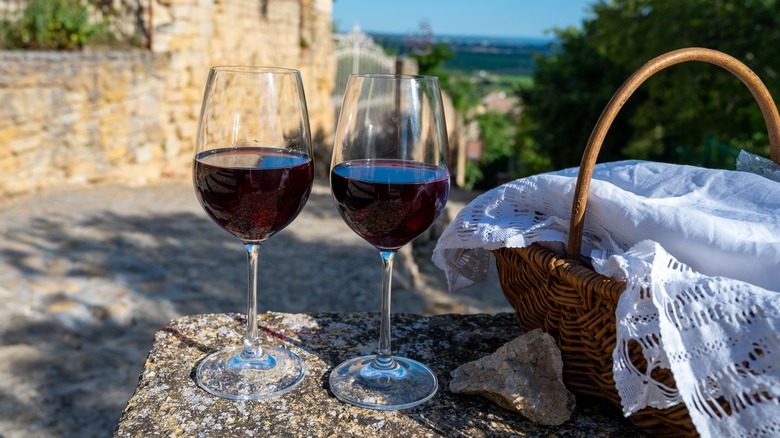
left=0, top=0, right=335, bottom=196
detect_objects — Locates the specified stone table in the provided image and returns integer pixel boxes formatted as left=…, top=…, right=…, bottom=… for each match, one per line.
left=115, top=312, right=646, bottom=437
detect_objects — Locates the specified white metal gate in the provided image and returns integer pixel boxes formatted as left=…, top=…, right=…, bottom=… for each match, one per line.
left=332, top=26, right=396, bottom=113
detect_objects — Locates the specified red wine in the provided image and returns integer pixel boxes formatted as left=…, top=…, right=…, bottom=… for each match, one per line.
left=331, top=160, right=450, bottom=251
left=193, top=147, right=313, bottom=243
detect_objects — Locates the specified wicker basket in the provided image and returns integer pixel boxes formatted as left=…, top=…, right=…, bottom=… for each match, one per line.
left=494, top=47, right=780, bottom=437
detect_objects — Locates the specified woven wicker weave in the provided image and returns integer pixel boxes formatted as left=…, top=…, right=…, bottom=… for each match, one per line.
left=494, top=47, right=780, bottom=437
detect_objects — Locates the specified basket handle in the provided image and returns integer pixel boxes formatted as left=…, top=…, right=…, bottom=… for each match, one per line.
left=566, top=47, right=780, bottom=259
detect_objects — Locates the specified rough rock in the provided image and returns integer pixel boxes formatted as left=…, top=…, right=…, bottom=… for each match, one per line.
left=449, top=328, right=576, bottom=426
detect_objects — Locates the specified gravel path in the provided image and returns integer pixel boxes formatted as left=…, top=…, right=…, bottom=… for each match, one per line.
left=0, top=177, right=510, bottom=437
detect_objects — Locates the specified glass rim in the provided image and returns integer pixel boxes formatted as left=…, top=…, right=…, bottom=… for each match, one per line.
left=348, top=73, right=439, bottom=81
left=209, top=66, right=301, bottom=75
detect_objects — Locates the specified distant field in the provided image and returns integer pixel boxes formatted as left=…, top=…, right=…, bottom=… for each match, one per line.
left=443, top=51, right=537, bottom=76
left=456, top=73, right=530, bottom=98
left=487, top=74, right=533, bottom=90
left=371, top=33, right=553, bottom=77
left=367, top=33, right=545, bottom=98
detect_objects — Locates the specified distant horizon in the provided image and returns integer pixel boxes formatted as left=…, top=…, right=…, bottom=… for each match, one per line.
left=357, top=30, right=556, bottom=44
left=332, top=0, right=593, bottom=40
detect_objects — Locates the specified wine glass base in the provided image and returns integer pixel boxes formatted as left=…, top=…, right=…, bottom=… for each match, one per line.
left=196, top=345, right=305, bottom=400
left=329, top=355, right=438, bottom=410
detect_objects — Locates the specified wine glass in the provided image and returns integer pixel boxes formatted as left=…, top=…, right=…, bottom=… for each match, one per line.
left=192, top=66, right=314, bottom=399
left=329, top=74, right=451, bottom=409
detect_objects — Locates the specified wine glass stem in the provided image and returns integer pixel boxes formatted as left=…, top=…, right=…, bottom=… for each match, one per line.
left=375, top=250, right=397, bottom=369
left=243, top=243, right=264, bottom=359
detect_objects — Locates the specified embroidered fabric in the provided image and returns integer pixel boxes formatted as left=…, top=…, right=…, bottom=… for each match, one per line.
left=432, top=160, right=780, bottom=437
left=603, top=241, right=780, bottom=438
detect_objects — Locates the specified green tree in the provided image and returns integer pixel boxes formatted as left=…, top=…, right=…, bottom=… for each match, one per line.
left=470, top=111, right=516, bottom=189
left=517, top=27, right=636, bottom=170
left=517, top=0, right=780, bottom=172
left=411, top=42, right=480, bottom=111
left=413, top=42, right=456, bottom=76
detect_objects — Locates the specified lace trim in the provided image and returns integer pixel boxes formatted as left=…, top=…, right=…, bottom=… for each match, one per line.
left=610, top=242, right=780, bottom=438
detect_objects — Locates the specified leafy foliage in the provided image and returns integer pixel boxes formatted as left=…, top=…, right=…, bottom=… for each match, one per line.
left=517, top=0, right=780, bottom=172
left=413, top=42, right=456, bottom=76
left=469, top=108, right=553, bottom=189
left=410, top=42, right=475, bottom=108
left=469, top=111, right=516, bottom=189
left=0, top=0, right=108, bottom=50
left=517, top=27, right=637, bottom=170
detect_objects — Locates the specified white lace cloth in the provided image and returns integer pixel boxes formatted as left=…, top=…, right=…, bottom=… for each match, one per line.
left=432, top=160, right=780, bottom=437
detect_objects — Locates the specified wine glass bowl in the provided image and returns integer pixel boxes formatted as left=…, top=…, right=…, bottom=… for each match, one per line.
left=192, top=66, right=313, bottom=400
left=329, top=74, right=450, bottom=410
left=194, top=147, right=313, bottom=243
left=330, top=159, right=450, bottom=251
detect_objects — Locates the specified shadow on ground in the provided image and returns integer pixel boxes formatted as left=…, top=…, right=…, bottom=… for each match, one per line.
left=0, top=180, right=509, bottom=437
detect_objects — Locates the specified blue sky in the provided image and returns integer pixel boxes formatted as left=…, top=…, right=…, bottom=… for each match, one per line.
left=332, top=0, right=596, bottom=38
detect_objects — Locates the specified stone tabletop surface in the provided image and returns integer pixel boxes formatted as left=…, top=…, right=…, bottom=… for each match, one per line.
left=115, top=312, right=645, bottom=437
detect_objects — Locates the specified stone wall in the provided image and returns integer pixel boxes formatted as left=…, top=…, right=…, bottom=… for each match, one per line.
left=0, top=0, right=335, bottom=196
left=0, top=51, right=171, bottom=194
